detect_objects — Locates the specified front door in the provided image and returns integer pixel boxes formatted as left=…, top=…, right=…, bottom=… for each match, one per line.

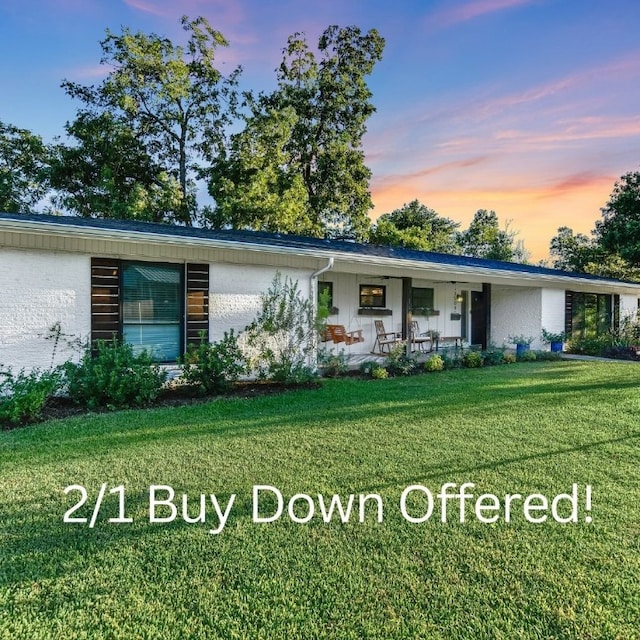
left=471, top=290, right=487, bottom=348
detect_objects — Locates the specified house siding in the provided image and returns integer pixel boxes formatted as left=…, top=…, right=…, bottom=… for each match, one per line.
left=491, top=286, right=543, bottom=349
left=210, top=264, right=313, bottom=340
left=0, top=249, right=91, bottom=370
left=620, top=294, right=639, bottom=319
left=541, top=288, right=567, bottom=340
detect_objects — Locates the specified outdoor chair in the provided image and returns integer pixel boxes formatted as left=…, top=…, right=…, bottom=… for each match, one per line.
left=410, top=320, right=433, bottom=353
left=325, top=324, right=364, bottom=345
left=373, top=320, right=401, bottom=354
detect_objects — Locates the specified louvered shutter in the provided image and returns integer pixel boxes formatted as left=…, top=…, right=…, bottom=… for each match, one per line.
left=186, top=263, right=209, bottom=345
left=91, top=258, right=121, bottom=344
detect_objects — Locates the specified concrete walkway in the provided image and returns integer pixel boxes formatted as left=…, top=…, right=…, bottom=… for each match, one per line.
left=560, top=353, right=640, bottom=363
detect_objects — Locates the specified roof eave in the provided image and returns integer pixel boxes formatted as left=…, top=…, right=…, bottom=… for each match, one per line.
left=2, top=217, right=640, bottom=292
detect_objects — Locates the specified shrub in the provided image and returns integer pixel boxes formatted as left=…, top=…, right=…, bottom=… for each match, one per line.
left=0, top=367, right=62, bottom=426
left=245, top=273, right=319, bottom=384
left=385, top=342, right=419, bottom=376
left=359, top=359, right=382, bottom=377
left=566, top=335, right=612, bottom=356
left=541, top=328, right=566, bottom=344
left=64, top=340, right=167, bottom=410
left=502, top=353, right=517, bottom=364
left=371, top=366, right=389, bottom=379
left=424, top=355, right=444, bottom=372
left=507, top=334, right=535, bottom=346
left=318, top=349, right=349, bottom=378
left=462, top=351, right=483, bottom=368
left=519, top=350, right=537, bottom=362
left=441, top=352, right=463, bottom=369
left=532, top=350, right=562, bottom=361
left=482, top=347, right=506, bottom=367
left=180, top=330, right=246, bottom=394
left=601, top=345, right=638, bottom=360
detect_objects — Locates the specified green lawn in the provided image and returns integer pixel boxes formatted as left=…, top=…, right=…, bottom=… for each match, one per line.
left=1, top=361, right=639, bottom=639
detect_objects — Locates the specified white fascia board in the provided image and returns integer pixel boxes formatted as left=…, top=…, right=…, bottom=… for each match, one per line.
left=4, top=218, right=640, bottom=293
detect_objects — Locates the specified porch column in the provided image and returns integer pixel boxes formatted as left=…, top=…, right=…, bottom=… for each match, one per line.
left=402, top=277, right=412, bottom=356
left=483, top=282, right=491, bottom=349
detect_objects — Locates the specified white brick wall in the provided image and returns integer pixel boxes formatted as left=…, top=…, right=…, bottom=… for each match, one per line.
left=0, top=249, right=91, bottom=371
left=541, top=288, right=567, bottom=341
left=491, top=286, right=543, bottom=349
left=209, top=265, right=312, bottom=340
left=620, top=294, right=639, bottom=319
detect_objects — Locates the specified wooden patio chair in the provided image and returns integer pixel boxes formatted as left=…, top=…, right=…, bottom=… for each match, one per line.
left=325, top=324, right=364, bottom=345
left=373, top=320, right=401, bottom=354
left=410, top=320, right=433, bottom=353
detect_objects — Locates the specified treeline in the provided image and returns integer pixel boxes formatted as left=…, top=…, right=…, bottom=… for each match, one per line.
left=0, top=15, right=638, bottom=276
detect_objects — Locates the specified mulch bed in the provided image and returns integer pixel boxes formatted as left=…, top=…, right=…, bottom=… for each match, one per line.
left=2, top=381, right=322, bottom=430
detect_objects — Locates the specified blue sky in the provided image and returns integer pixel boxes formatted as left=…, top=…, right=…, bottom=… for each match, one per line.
left=1, top=0, right=639, bottom=259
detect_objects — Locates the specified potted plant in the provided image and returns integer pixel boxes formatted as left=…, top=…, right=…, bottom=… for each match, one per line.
left=541, top=328, right=566, bottom=353
left=507, top=334, right=534, bottom=358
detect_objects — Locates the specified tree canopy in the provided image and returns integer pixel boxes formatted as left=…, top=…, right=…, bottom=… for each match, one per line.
left=57, top=15, right=239, bottom=224
left=457, top=209, right=529, bottom=262
left=207, top=25, right=384, bottom=240
left=370, top=200, right=460, bottom=252
left=0, top=121, right=49, bottom=213
left=595, top=170, right=640, bottom=265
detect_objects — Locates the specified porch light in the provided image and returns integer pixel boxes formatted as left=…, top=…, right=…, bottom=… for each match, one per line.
left=452, top=283, right=464, bottom=308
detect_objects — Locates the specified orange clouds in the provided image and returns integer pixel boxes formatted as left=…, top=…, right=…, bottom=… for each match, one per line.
left=370, top=171, right=618, bottom=261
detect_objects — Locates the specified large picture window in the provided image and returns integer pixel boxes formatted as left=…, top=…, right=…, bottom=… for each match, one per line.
left=122, top=262, right=183, bottom=361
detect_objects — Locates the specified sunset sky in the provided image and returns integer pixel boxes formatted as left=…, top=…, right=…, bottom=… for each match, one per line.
left=1, top=0, right=639, bottom=260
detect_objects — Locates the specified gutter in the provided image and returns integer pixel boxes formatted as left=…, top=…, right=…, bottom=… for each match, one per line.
left=309, top=257, right=334, bottom=369
left=309, top=256, right=335, bottom=320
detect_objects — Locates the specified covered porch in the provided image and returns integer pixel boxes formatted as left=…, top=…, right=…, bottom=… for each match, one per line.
left=316, top=266, right=492, bottom=357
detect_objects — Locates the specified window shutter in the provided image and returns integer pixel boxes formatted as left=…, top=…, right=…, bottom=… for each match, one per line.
left=186, top=263, right=209, bottom=345
left=613, top=294, right=620, bottom=331
left=564, top=291, right=573, bottom=338
left=91, top=258, right=121, bottom=344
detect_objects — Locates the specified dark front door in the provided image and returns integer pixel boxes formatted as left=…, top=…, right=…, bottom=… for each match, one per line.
left=471, top=290, right=486, bottom=348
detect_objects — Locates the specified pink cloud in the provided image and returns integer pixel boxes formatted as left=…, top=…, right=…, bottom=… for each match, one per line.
left=65, top=63, right=113, bottom=81
left=123, top=0, right=246, bottom=27
left=492, top=116, right=640, bottom=150
left=376, top=156, right=491, bottom=186
left=427, top=0, right=536, bottom=28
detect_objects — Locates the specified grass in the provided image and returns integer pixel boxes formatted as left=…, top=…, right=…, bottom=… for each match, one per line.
left=1, top=360, right=639, bottom=639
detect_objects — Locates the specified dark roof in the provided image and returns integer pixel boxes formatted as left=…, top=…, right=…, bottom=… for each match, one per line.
left=0, top=211, right=636, bottom=285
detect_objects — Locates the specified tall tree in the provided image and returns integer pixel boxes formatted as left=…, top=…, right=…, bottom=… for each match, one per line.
left=549, top=226, right=596, bottom=272
left=549, top=226, right=640, bottom=281
left=60, top=15, right=238, bottom=224
left=205, top=103, right=310, bottom=234
left=457, top=209, right=529, bottom=262
left=0, top=121, right=50, bottom=212
left=595, top=170, right=640, bottom=265
left=50, top=112, right=182, bottom=221
left=207, top=25, right=384, bottom=240
left=369, top=199, right=459, bottom=252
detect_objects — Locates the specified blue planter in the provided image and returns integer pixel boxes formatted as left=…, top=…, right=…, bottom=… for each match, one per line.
left=516, top=344, right=529, bottom=357
left=550, top=341, right=563, bottom=353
